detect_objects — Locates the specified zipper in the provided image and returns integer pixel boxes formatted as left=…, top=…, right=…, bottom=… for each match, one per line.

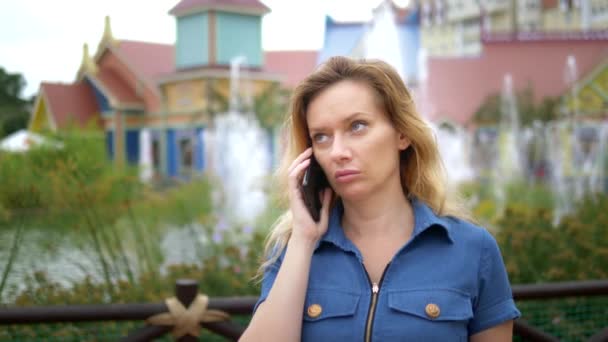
left=363, top=263, right=390, bottom=342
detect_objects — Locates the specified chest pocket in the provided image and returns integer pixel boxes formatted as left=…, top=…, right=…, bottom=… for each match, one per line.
left=303, top=289, right=360, bottom=321
left=301, top=289, right=361, bottom=341
left=386, top=288, right=473, bottom=340
left=388, top=288, right=472, bottom=321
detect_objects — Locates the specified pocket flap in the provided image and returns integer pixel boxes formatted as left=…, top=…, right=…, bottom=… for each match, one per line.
left=388, top=288, right=473, bottom=321
left=303, top=289, right=360, bottom=322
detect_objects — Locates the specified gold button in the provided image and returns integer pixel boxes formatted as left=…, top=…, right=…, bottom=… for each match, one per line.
left=425, top=303, right=440, bottom=319
left=307, top=304, right=322, bottom=318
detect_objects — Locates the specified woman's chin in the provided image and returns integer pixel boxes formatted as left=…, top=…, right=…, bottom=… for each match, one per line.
left=335, top=186, right=370, bottom=203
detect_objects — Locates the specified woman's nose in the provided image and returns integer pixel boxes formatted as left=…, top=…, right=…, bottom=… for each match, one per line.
left=329, top=135, right=352, bottom=162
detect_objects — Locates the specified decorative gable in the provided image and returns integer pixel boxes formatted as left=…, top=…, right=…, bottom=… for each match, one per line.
left=567, top=59, right=608, bottom=118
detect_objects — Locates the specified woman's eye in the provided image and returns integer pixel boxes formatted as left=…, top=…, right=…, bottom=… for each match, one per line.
left=312, top=134, right=328, bottom=144
left=352, top=121, right=367, bottom=132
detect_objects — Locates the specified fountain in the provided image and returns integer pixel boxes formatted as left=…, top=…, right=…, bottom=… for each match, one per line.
left=544, top=55, right=608, bottom=223
left=497, top=74, right=525, bottom=180
left=139, top=128, right=153, bottom=182
left=364, top=1, right=405, bottom=79
left=208, top=56, right=271, bottom=224
left=418, top=47, right=474, bottom=184
left=354, top=2, right=607, bottom=224
left=488, top=74, right=526, bottom=214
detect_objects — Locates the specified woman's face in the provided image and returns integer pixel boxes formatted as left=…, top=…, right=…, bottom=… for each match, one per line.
left=306, top=80, right=410, bottom=201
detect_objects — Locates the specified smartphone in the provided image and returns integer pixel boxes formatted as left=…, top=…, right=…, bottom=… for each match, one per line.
left=300, top=155, right=329, bottom=222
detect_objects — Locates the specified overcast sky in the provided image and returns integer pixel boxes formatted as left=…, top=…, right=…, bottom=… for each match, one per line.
left=0, top=0, right=399, bottom=98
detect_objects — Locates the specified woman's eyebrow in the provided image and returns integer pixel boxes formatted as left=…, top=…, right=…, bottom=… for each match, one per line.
left=342, top=112, right=371, bottom=122
left=309, top=112, right=372, bottom=132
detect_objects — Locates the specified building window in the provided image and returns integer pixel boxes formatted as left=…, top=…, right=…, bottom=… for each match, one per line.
left=423, top=2, right=432, bottom=26
left=177, top=84, right=192, bottom=107
left=435, top=0, right=445, bottom=24
left=152, top=139, right=161, bottom=171
left=180, top=137, right=193, bottom=170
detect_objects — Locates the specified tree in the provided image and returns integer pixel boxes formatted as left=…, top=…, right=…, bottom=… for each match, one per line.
left=254, top=82, right=290, bottom=129
left=472, top=86, right=560, bottom=127
left=0, top=67, right=31, bottom=138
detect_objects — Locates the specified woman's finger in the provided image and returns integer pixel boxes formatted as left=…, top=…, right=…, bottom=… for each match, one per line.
left=287, top=147, right=313, bottom=174
left=287, top=157, right=311, bottom=197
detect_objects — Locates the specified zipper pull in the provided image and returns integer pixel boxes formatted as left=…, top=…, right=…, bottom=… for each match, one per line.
left=372, top=283, right=379, bottom=294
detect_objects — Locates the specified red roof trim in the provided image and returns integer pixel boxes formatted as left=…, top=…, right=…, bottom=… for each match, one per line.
left=482, top=30, right=608, bottom=43
left=169, top=0, right=270, bottom=16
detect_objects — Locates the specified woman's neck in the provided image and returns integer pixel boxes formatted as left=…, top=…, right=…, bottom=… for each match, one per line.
left=340, top=185, right=415, bottom=241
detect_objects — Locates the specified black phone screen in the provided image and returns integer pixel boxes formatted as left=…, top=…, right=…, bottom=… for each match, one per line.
left=300, top=156, right=329, bottom=222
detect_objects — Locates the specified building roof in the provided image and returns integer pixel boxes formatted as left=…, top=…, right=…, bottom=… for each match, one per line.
left=397, top=24, right=420, bottom=83
left=319, top=15, right=420, bottom=83
left=317, top=16, right=367, bottom=65
left=423, top=41, right=608, bottom=125
left=115, top=40, right=175, bottom=82
left=169, top=0, right=270, bottom=16
left=264, top=51, right=318, bottom=88
left=94, top=68, right=143, bottom=105
left=40, top=82, right=100, bottom=129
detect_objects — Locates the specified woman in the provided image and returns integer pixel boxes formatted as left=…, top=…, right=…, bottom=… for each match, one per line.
left=240, top=56, right=520, bottom=341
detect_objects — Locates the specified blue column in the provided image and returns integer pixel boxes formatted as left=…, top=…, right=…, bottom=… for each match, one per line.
left=167, top=129, right=179, bottom=177
left=125, top=130, right=140, bottom=165
left=195, top=127, right=205, bottom=172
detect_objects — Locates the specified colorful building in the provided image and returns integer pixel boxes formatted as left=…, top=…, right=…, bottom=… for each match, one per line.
left=319, top=2, right=421, bottom=86
left=318, top=0, right=608, bottom=125
left=418, top=0, right=608, bottom=58
left=29, top=0, right=318, bottom=179
left=566, top=56, right=608, bottom=118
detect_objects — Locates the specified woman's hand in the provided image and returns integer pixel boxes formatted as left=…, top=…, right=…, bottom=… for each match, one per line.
left=287, top=147, right=333, bottom=246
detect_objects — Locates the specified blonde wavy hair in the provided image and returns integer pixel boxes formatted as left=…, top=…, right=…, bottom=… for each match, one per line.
left=257, top=56, right=471, bottom=277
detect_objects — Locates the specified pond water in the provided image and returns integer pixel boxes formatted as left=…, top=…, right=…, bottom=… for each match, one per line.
left=0, top=223, right=212, bottom=303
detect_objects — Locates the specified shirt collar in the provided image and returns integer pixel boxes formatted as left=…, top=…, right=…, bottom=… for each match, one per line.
left=314, top=197, right=454, bottom=252
left=410, top=197, right=454, bottom=243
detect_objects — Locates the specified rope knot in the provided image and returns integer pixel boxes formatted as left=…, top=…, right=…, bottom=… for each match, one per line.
left=146, top=294, right=230, bottom=338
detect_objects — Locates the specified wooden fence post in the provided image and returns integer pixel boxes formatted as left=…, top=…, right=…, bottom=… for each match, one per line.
left=175, top=279, right=199, bottom=342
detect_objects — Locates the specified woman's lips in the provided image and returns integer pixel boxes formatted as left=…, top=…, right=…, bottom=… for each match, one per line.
left=334, top=170, right=360, bottom=182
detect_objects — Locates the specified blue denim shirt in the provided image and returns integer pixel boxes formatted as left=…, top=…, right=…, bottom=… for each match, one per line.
left=255, top=198, right=521, bottom=341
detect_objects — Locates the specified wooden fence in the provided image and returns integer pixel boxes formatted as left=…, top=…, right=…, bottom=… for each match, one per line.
left=1, top=279, right=607, bottom=341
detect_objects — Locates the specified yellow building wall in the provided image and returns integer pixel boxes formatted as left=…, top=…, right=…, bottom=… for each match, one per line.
left=590, top=0, right=608, bottom=29
left=446, top=0, right=480, bottom=22
left=164, top=77, right=277, bottom=114
left=543, top=9, right=582, bottom=31
left=422, top=24, right=459, bottom=56
left=29, top=97, right=51, bottom=132
left=578, top=87, right=604, bottom=114
left=597, top=65, right=608, bottom=88
left=210, top=78, right=277, bottom=109
left=567, top=65, right=608, bottom=117
left=165, top=79, right=208, bottom=113
left=490, top=11, right=514, bottom=33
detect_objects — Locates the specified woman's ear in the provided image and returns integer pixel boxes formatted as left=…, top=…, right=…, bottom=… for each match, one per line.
left=397, top=133, right=410, bottom=151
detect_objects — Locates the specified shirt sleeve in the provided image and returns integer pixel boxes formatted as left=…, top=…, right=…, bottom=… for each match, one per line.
left=253, top=248, right=285, bottom=314
left=469, top=229, right=521, bottom=335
